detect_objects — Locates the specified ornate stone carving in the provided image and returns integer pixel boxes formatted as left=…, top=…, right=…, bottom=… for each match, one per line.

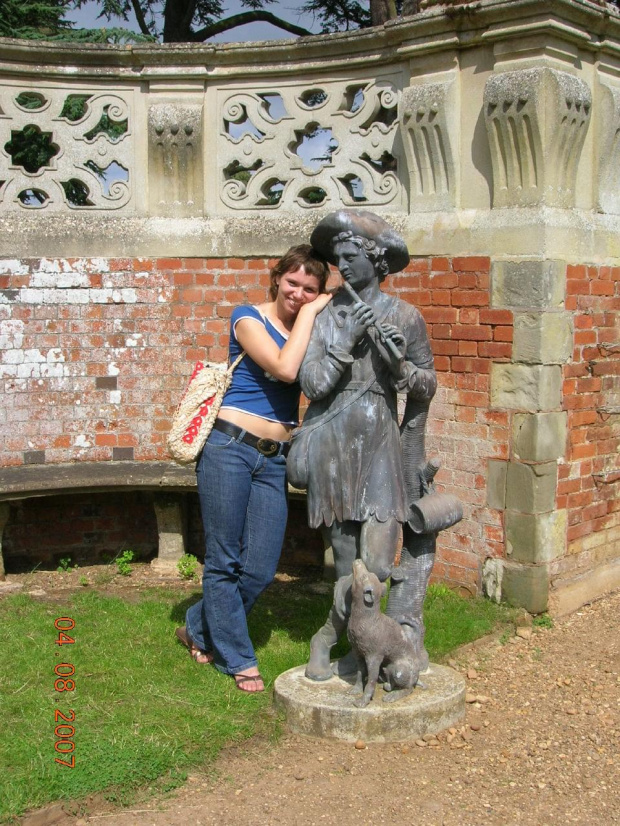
left=597, top=80, right=620, bottom=215
left=0, top=88, right=132, bottom=212
left=399, top=81, right=456, bottom=211
left=484, top=68, right=591, bottom=208
left=148, top=104, right=204, bottom=217
left=218, top=78, right=403, bottom=212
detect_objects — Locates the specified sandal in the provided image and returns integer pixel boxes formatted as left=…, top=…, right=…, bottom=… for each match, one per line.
left=175, top=627, right=213, bottom=665
left=234, top=672, right=264, bottom=693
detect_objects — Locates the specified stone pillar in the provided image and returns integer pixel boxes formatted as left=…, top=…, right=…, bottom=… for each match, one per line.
left=489, top=261, right=571, bottom=613
left=151, top=495, right=187, bottom=574
left=0, top=503, right=9, bottom=581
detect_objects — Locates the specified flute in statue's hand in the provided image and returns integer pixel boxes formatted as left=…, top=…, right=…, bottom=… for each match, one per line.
left=340, top=279, right=405, bottom=363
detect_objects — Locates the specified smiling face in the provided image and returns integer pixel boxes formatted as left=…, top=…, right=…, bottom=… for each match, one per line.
left=333, top=240, right=377, bottom=291
left=275, top=265, right=321, bottom=320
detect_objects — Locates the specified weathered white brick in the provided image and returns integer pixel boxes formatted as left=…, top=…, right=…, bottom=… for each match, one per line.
left=0, top=260, right=29, bottom=275
left=2, top=349, right=24, bottom=364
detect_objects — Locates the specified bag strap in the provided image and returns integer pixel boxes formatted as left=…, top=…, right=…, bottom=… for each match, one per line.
left=227, top=351, right=246, bottom=374
left=292, top=372, right=377, bottom=440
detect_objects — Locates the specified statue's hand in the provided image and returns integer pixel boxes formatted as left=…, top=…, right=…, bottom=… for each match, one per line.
left=339, top=299, right=376, bottom=348
left=374, top=324, right=407, bottom=377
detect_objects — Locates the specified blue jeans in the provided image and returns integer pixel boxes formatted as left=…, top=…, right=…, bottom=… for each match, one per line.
left=185, top=427, right=288, bottom=675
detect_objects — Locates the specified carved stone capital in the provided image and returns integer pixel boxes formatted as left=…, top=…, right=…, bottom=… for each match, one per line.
left=597, top=79, right=620, bottom=214
left=148, top=103, right=204, bottom=217
left=399, top=81, right=456, bottom=212
left=484, top=68, right=591, bottom=208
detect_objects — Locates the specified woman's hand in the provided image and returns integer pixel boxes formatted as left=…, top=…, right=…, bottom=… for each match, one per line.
left=298, top=291, right=332, bottom=319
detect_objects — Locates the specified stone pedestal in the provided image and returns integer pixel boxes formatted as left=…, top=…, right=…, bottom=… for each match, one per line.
left=151, top=494, right=187, bottom=574
left=274, top=662, right=465, bottom=743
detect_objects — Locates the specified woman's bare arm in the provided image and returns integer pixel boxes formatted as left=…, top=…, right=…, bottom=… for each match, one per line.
left=235, top=294, right=332, bottom=383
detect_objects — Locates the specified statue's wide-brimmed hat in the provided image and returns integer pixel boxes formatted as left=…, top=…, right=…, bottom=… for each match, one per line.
left=310, top=209, right=410, bottom=274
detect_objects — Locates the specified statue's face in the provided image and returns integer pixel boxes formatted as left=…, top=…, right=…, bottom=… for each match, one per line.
left=333, top=240, right=377, bottom=291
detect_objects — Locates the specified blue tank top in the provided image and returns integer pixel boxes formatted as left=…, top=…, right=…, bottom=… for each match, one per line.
left=220, top=306, right=301, bottom=426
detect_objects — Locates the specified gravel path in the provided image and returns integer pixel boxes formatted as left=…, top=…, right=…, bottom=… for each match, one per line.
left=40, top=588, right=620, bottom=826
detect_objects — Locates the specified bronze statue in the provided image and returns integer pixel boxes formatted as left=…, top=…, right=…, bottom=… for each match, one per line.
left=288, top=209, right=449, bottom=688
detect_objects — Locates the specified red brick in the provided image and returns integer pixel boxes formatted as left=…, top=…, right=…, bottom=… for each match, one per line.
left=457, top=273, right=478, bottom=289
left=566, top=279, right=590, bottom=296
left=95, top=434, right=117, bottom=447
left=405, top=258, right=431, bottom=273
left=156, top=258, right=183, bottom=270
left=570, top=410, right=598, bottom=426
left=452, top=325, right=492, bottom=341
left=434, top=355, right=451, bottom=372
left=452, top=256, right=491, bottom=272
left=432, top=324, right=452, bottom=339
left=421, top=307, right=458, bottom=324
left=173, top=272, right=194, bottom=286
left=575, top=377, right=602, bottom=393
left=592, top=360, right=620, bottom=376
left=591, top=280, right=615, bottom=296
left=570, top=443, right=597, bottom=460
left=458, top=308, right=479, bottom=325
left=451, top=290, right=488, bottom=307
left=431, top=257, right=451, bottom=271
left=478, top=309, right=513, bottom=325
left=431, top=290, right=451, bottom=305
left=456, top=390, right=488, bottom=407
left=567, top=521, right=594, bottom=542
left=181, top=288, right=203, bottom=303
left=567, top=264, right=586, bottom=279
left=226, top=258, right=247, bottom=270
left=458, top=340, right=478, bottom=357
left=432, top=340, right=459, bottom=356
left=478, top=342, right=512, bottom=359
left=451, top=357, right=491, bottom=374
left=391, top=274, right=422, bottom=290
left=493, top=326, right=513, bottom=342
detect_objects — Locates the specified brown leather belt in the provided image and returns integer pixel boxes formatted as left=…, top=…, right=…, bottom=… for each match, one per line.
left=213, top=419, right=290, bottom=457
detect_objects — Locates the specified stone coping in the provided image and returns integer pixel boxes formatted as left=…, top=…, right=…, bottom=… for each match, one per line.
left=0, top=461, right=308, bottom=502
left=0, top=0, right=618, bottom=77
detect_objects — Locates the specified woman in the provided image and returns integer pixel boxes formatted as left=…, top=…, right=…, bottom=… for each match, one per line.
left=177, top=245, right=331, bottom=692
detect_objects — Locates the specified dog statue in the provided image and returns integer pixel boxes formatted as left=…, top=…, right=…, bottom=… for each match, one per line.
left=347, top=559, right=421, bottom=708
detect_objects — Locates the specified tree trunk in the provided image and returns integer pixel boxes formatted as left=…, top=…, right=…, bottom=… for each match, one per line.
left=370, top=0, right=398, bottom=26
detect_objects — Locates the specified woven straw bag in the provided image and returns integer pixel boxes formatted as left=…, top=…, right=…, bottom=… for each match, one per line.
left=167, top=352, right=245, bottom=465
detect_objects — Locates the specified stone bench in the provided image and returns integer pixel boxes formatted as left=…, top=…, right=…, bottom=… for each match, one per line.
left=0, top=461, right=312, bottom=578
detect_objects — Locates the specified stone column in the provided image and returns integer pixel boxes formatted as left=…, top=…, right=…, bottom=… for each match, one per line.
left=488, top=261, right=571, bottom=613
left=151, top=495, right=187, bottom=574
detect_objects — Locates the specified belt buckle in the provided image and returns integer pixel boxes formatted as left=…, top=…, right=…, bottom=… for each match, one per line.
left=256, top=438, right=278, bottom=457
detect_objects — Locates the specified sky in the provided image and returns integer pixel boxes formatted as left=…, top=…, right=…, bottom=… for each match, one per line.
left=66, top=0, right=321, bottom=43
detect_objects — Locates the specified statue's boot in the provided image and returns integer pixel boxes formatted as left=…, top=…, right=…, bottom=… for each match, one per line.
left=305, top=575, right=352, bottom=681
left=386, top=532, right=435, bottom=674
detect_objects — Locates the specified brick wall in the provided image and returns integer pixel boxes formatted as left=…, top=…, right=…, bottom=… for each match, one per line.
left=387, top=257, right=512, bottom=594
left=554, top=264, right=620, bottom=588
left=1, top=256, right=510, bottom=586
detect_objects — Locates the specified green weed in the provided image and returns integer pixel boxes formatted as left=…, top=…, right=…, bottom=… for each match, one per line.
left=115, top=550, right=134, bottom=577
left=57, top=558, right=78, bottom=574
left=177, top=554, right=199, bottom=581
left=532, top=613, right=554, bottom=629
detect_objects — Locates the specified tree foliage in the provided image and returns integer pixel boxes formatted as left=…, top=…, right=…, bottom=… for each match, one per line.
left=0, top=0, right=402, bottom=44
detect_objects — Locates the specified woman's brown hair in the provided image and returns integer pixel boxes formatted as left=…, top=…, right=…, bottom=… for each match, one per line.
left=269, top=244, right=330, bottom=300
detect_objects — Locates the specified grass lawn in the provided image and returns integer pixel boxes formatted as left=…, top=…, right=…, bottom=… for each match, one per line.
left=0, top=579, right=516, bottom=820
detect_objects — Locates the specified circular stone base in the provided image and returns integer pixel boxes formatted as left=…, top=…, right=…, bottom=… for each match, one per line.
left=274, top=662, right=466, bottom=743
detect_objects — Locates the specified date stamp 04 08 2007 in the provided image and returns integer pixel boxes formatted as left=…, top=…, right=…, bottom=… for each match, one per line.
left=54, top=617, right=76, bottom=769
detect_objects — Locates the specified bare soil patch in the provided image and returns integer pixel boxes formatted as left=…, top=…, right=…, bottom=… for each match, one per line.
left=12, top=568, right=620, bottom=826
